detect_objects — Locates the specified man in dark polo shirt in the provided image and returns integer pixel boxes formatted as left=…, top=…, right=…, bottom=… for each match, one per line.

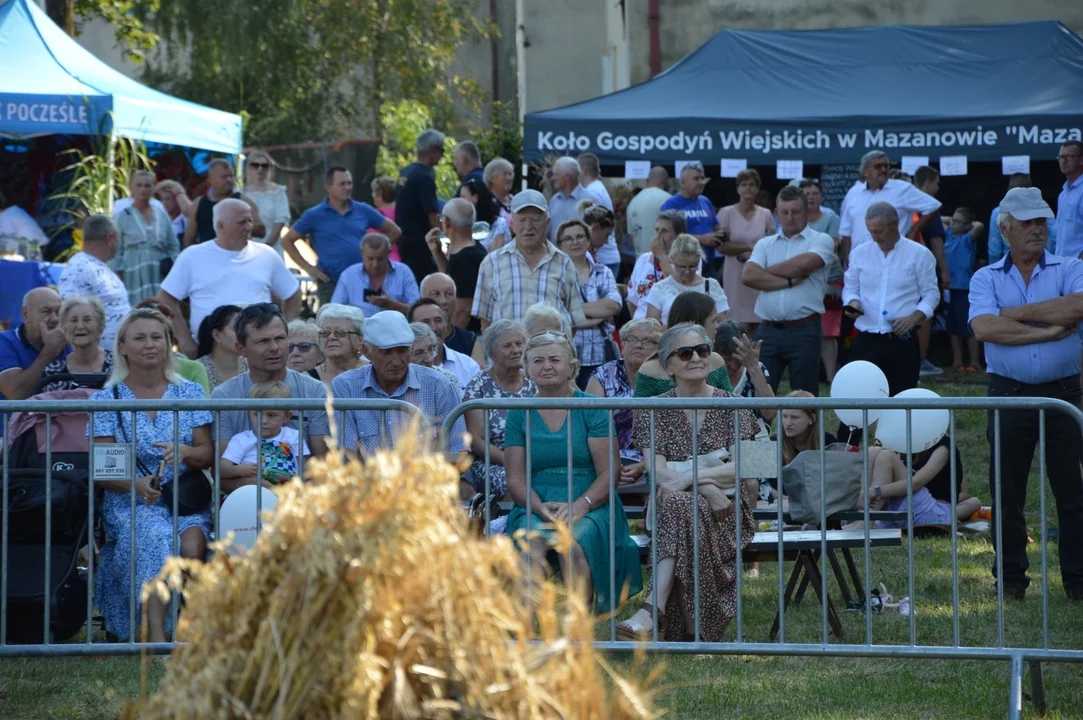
left=397, top=128, right=445, bottom=284
left=0, top=288, right=69, bottom=401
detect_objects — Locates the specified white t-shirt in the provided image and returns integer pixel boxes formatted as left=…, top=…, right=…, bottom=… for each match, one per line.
left=644, top=276, right=729, bottom=326
left=583, top=179, right=620, bottom=266
left=838, top=179, right=941, bottom=250
left=223, top=426, right=310, bottom=467
left=160, top=240, right=300, bottom=339
left=56, top=251, right=131, bottom=349
left=626, top=187, right=672, bottom=256
left=628, top=252, right=704, bottom=318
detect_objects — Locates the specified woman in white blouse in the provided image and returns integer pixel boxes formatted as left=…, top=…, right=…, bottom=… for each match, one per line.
left=244, top=150, right=291, bottom=254
left=645, top=234, right=729, bottom=327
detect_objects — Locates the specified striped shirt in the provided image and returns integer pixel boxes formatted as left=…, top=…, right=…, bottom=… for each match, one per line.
left=573, top=261, right=621, bottom=366
left=471, top=241, right=588, bottom=328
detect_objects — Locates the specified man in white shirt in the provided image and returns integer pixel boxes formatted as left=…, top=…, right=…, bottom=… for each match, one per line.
left=842, top=201, right=939, bottom=395
left=576, top=152, right=621, bottom=276
left=626, top=166, right=672, bottom=256
left=407, top=298, right=481, bottom=389
left=839, top=150, right=941, bottom=268
left=743, top=186, right=836, bottom=395
left=56, top=214, right=130, bottom=348
left=157, top=198, right=302, bottom=357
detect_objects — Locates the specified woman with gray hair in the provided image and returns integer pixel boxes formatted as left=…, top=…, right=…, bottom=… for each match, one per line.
left=41, top=296, right=113, bottom=391
left=522, top=301, right=570, bottom=337
left=618, top=322, right=759, bottom=641
left=314, top=303, right=368, bottom=387
left=585, top=317, right=663, bottom=484
left=462, top=319, right=536, bottom=499
left=504, top=331, right=642, bottom=613
left=409, top=322, right=461, bottom=395
left=287, top=318, right=324, bottom=378
left=484, top=157, right=515, bottom=218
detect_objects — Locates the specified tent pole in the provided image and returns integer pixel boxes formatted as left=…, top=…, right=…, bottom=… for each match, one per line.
left=515, top=0, right=527, bottom=191
left=106, top=130, right=116, bottom=214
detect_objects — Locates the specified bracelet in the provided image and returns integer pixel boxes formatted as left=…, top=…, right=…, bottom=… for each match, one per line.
left=581, top=495, right=593, bottom=509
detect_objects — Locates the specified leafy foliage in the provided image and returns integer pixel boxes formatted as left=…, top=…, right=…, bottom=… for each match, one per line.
left=140, top=0, right=491, bottom=147
left=474, top=100, right=523, bottom=173
left=47, top=0, right=160, bottom=63
left=375, top=101, right=461, bottom=200
left=49, top=126, right=155, bottom=222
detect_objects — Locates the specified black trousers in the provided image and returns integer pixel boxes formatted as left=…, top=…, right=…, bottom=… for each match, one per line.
left=399, top=232, right=437, bottom=286
left=848, top=331, right=920, bottom=396
left=755, top=318, right=823, bottom=395
left=986, top=374, right=1083, bottom=595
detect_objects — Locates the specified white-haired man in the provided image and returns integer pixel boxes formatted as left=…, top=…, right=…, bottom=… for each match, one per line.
left=332, top=311, right=467, bottom=456
left=547, top=156, right=601, bottom=244
left=576, top=152, right=621, bottom=276
left=473, top=190, right=587, bottom=332
left=408, top=298, right=481, bottom=389
left=453, top=140, right=484, bottom=187
left=419, top=272, right=485, bottom=363
left=57, top=213, right=130, bottom=348
left=0, top=288, right=68, bottom=400
left=842, top=201, right=938, bottom=395
left=397, top=128, right=446, bottom=283
left=839, top=150, right=941, bottom=268
left=158, top=198, right=301, bottom=357
left=183, top=158, right=266, bottom=248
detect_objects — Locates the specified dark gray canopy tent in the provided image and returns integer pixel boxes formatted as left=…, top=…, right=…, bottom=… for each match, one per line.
left=524, top=21, right=1083, bottom=165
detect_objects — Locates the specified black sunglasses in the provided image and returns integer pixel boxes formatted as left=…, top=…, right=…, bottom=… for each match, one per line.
left=249, top=162, right=270, bottom=169
left=239, top=302, right=281, bottom=321
left=673, top=343, right=711, bottom=362
left=289, top=342, right=316, bottom=353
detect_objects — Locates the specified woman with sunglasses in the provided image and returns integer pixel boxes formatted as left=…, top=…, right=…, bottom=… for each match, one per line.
left=618, top=323, right=759, bottom=641
left=244, top=150, right=291, bottom=254
left=643, top=234, right=729, bottom=327
left=504, top=331, right=642, bottom=614
left=314, top=304, right=368, bottom=387
left=195, top=304, right=249, bottom=391
left=287, top=319, right=324, bottom=378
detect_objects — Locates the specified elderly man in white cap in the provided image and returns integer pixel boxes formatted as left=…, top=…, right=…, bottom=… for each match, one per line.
left=331, top=310, right=466, bottom=457
left=471, top=189, right=588, bottom=332
left=969, top=187, right=1083, bottom=603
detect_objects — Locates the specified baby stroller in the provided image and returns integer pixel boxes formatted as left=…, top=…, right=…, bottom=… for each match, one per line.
left=0, top=385, right=99, bottom=643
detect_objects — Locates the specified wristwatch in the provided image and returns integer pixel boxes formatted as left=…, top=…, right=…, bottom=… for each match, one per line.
left=873, top=486, right=883, bottom=499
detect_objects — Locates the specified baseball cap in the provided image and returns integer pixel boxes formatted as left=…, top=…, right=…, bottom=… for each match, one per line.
left=363, top=311, right=414, bottom=349
left=511, top=189, right=548, bottom=213
left=1000, top=187, right=1054, bottom=222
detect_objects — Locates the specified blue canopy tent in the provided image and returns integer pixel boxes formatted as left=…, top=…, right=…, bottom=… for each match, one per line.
left=0, top=0, right=242, bottom=153
left=524, top=22, right=1083, bottom=165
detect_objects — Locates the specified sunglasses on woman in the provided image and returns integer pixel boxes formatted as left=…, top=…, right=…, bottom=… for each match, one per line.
left=673, top=343, right=711, bottom=362
left=289, top=342, right=316, bottom=353
left=249, top=162, right=270, bottom=169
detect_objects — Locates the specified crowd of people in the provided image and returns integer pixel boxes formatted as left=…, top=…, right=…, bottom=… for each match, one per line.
left=1, top=133, right=1082, bottom=642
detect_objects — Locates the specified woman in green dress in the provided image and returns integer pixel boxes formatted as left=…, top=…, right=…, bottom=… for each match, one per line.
left=504, top=331, right=642, bottom=614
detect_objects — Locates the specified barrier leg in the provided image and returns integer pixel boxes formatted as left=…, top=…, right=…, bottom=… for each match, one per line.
left=1029, top=661, right=1046, bottom=716
left=1008, top=654, right=1024, bottom=720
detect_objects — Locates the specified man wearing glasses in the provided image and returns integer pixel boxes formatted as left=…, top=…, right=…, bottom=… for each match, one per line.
left=838, top=151, right=941, bottom=269
left=158, top=199, right=301, bottom=357
left=1056, top=141, right=1083, bottom=260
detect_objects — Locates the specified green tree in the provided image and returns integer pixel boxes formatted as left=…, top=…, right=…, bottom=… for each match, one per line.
left=46, top=0, right=160, bottom=63
left=140, top=0, right=491, bottom=147
left=375, top=101, right=460, bottom=199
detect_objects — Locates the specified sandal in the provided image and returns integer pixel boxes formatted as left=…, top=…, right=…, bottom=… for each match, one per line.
left=615, top=602, right=663, bottom=640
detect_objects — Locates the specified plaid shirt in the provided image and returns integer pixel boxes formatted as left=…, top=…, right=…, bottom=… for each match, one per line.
left=471, top=241, right=588, bottom=328
left=330, top=364, right=466, bottom=455
left=573, top=260, right=621, bottom=366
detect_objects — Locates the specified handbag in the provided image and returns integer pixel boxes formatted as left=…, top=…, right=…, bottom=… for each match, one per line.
left=113, top=386, right=212, bottom=516
left=646, top=447, right=733, bottom=532
left=781, top=443, right=864, bottom=524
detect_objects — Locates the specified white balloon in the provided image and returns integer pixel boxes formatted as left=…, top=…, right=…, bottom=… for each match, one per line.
left=875, top=388, right=949, bottom=454
left=219, top=485, right=278, bottom=553
left=830, top=360, right=890, bottom=427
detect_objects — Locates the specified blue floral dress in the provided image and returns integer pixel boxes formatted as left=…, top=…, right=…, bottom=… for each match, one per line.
left=88, top=380, right=213, bottom=640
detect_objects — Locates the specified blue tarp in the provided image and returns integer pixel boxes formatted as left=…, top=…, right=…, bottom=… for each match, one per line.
left=525, top=22, right=1083, bottom=165
left=0, top=0, right=242, bottom=153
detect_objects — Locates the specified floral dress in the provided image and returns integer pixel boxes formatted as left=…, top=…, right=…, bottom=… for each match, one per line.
left=589, top=360, right=639, bottom=462
left=88, top=380, right=213, bottom=640
left=462, top=369, right=537, bottom=496
left=631, top=387, right=760, bottom=641
left=111, top=204, right=179, bottom=305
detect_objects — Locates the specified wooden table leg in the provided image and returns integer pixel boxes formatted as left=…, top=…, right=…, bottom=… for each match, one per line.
left=841, top=547, right=866, bottom=600
left=827, top=549, right=854, bottom=606
left=798, top=552, right=844, bottom=639
left=768, top=552, right=809, bottom=642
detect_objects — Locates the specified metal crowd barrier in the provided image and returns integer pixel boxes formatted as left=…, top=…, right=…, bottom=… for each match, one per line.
left=0, top=397, right=422, bottom=659
left=441, top=395, right=1083, bottom=720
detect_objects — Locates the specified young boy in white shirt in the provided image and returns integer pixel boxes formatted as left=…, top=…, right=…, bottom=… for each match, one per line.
left=221, top=381, right=310, bottom=488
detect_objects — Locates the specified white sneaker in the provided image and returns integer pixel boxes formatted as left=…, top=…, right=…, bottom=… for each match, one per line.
left=919, top=359, right=943, bottom=376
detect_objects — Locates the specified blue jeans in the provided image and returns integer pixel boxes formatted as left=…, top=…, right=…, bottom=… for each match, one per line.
left=754, top=317, right=823, bottom=395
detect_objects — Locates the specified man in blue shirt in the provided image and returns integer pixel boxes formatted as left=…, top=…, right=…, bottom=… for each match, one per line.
left=331, top=311, right=466, bottom=459
left=282, top=167, right=401, bottom=305
left=0, top=287, right=69, bottom=400
left=943, top=207, right=984, bottom=370
left=659, top=161, right=726, bottom=271
left=330, top=233, right=420, bottom=316
left=397, top=129, right=446, bottom=284
left=453, top=141, right=484, bottom=189
left=969, top=187, right=1083, bottom=603
left=1056, top=140, right=1083, bottom=260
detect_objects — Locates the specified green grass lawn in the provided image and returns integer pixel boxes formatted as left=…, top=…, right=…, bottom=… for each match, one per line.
left=1, top=374, right=1080, bottom=718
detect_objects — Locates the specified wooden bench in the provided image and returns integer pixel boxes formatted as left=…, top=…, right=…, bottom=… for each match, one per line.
left=631, top=529, right=903, bottom=641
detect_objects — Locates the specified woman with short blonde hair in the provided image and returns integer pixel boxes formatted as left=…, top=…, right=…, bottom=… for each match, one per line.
left=644, top=234, right=729, bottom=326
